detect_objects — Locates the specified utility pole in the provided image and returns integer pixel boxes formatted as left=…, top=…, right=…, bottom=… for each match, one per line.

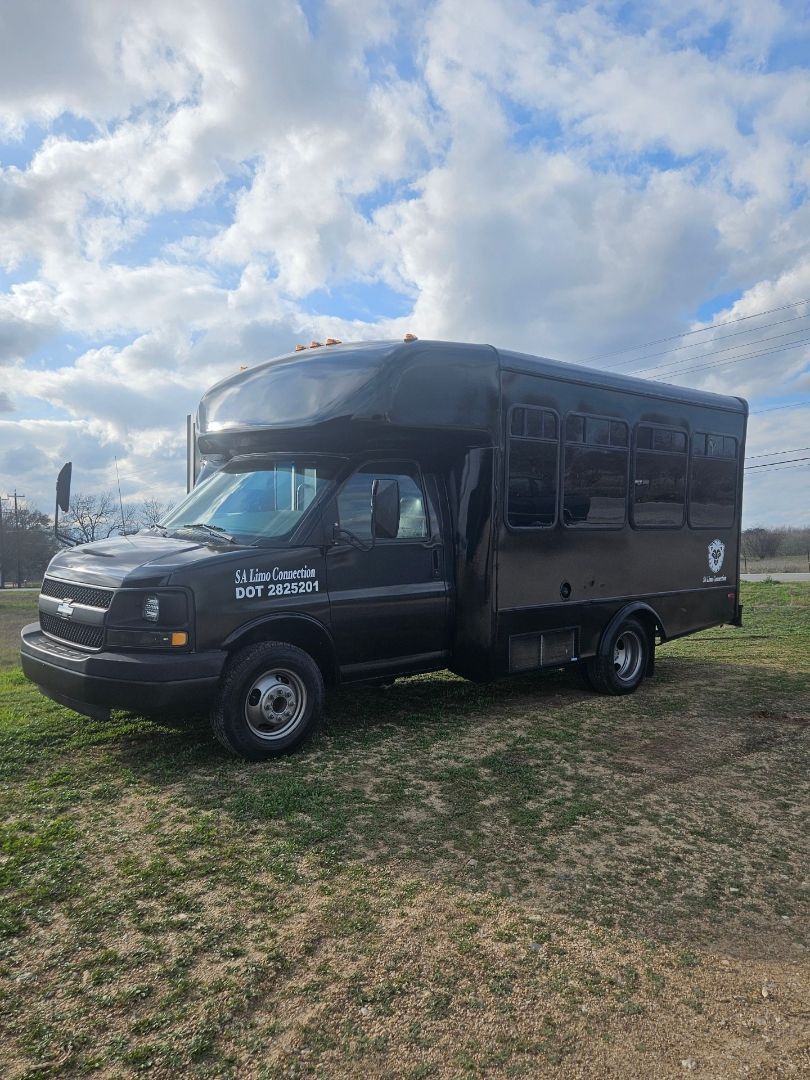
left=4, top=492, right=25, bottom=588
left=0, top=496, right=7, bottom=589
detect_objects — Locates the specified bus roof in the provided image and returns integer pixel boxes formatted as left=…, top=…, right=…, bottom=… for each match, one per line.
left=196, top=338, right=747, bottom=448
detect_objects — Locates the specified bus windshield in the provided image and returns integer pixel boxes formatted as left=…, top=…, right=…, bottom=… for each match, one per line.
left=158, top=455, right=341, bottom=545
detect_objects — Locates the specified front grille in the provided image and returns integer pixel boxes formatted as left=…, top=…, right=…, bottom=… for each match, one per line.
left=41, top=577, right=114, bottom=610
left=40, top=612, right=104, bottom=650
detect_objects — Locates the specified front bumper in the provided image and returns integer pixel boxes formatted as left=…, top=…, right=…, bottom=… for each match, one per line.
left=20, top=623, right=226, bottom=720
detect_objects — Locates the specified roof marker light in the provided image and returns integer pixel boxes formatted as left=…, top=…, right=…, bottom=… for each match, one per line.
left=294, top=344, right=306, bottom=352
left=325, top=337, right=342, bottom=345
left=403, top=333, right=418, bottom=342
left=309, top=340, right=323, bottom=348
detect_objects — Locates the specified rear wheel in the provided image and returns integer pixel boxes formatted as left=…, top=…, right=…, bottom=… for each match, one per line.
left=585, top=618, right=649, bottom=696
left=211, top=641, right=324, bottom=760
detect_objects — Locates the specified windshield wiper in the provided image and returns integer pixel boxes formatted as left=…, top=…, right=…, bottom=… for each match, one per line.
left=179, top=522, right=237, bottom=543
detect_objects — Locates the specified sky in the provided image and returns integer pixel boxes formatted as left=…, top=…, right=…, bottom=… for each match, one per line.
left=1, top=0, right=809, bottom=527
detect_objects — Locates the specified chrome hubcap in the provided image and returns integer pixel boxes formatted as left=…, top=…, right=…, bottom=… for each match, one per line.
left=244, top=668, right=307, bottom=741
left=613, top=630, right=643, bottom=683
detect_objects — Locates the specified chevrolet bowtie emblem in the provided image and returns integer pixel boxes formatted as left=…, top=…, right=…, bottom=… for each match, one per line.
left=57, top=600, right=74, bottom=619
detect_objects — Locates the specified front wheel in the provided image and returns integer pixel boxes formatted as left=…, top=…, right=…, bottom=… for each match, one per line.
left=584, top=618, right=649, bottom=696
left=211, top=641, right=324, bottom=760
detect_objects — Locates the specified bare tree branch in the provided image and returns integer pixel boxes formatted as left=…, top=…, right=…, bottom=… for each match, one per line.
left=62, top=492, right=138, bottom=544
left=139, top=498, right=175, bottom=529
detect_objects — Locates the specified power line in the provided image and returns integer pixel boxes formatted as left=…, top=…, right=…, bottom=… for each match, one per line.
left=583, top=295, right=810, bottom=363
left=745, top=445, right=810, bottom=460
left=638, top=333, right=810, bottom=377
left=600, top=311, right=810, bottom=371
left=744, top=461, right=810, bottom=474
left=644, top=335, right=810, bottom=381
left=611, top=319, right=810, bottom=374
left=745, top=455, right=810, bottom=470
left=751, top=400, right=810, bottom=414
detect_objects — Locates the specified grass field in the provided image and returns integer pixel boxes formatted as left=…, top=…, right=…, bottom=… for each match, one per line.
left=0, top=585, right=808, bottom=1078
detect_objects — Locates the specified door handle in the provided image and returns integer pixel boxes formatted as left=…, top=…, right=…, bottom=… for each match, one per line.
left=432, top=548, right=441, bottom=578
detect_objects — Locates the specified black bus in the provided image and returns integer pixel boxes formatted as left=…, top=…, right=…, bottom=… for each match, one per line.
left=21, top=337, right=747, bottom=759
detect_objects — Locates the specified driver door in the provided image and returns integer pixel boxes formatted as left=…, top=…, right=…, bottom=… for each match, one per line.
left=326, top=461, right=450, bottom=675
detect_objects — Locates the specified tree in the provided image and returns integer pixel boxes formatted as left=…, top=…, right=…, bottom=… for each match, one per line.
left=139, top=498, right=175, bottom=529
left=62, top=492, right=138, bottom=544
left=0, top=505, right=59, bottom=586
left=741, top=528, right=781, bottom=559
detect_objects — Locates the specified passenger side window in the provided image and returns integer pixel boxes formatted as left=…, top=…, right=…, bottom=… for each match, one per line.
left=632, top=425, right=687, bottom=528
left=563, top=414, right=629, bottom=527
left=337, top=463, right=428, bottom=540
left=507, top=406, right=559, bottom=528
left=689, top=433, right=737, bottom=528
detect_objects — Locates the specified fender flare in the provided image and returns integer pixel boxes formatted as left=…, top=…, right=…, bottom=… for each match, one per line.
left=597, top=602, right=666, bottom=675
left=222, top=612, right=338, bottom=684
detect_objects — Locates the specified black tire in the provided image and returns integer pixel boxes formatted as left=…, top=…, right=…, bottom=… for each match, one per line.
left=584, top=618, right=649, bottom=696
left=211, top=641, right=324, bottom=760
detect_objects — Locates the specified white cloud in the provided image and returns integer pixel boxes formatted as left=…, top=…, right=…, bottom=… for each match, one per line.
left=1, top=0, right=809, bottom=525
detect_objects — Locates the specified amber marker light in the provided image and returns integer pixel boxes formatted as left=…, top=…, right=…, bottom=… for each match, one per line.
left=325, top=337, right=342, bottom=345
left=294, top=344, right=306, bottom=351
left=171, top=632, right=189, bottom=647
left=403, top=332, right=417, bottom=342
left=309, top=340, right=323, bottom=348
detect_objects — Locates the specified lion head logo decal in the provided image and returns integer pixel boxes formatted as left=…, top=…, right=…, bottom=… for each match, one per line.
left=708, top=539, right=725, bottom=574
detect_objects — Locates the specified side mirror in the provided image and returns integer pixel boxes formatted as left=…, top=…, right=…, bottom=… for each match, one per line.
left=56, top=462, right=72, bottom=513
left=54, top=461, right=77, bottom=546
left=371, top=478, right=400, bottom=540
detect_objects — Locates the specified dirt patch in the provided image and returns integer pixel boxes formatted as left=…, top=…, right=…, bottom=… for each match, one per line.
left=216, top=879, right=810, bottom=1079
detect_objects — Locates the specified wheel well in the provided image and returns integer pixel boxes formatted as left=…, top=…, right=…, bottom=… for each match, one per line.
left=631, top=610, right=660, bottom=676
left=601, top=604, right=663, bottom=677
left=225, top=617, right=338, bottom=687
left=631, top=609, right=662, bottom=645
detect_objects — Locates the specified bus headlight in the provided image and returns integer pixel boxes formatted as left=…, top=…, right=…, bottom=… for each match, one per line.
left=107, top=589, right=190, bottom=629
left=143, top=595, right=160, bottom=622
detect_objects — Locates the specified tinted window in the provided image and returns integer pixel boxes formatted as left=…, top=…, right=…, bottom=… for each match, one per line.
left=566, top=415, right=585, bottom=443
left=508, top=406, right=559, bottom=528
left=161, top=455, right=339, bottom=545
left=526, top=409, right=543, bottom=438
left=338, top=464, right=428, bottom=539
left=586, top=417, right=610, bottom=446
left=563, top=415, right=629, bottom=527
left=510, top=408, right=525, bottom=436
left=564, top=447, right=628, bottom=526
left=706, top=434, right=724, bottom=458
left=689, top=433, right=737, bottom=527
left=695, top=433, right=736, bottom=459
left=652, top=425, right=686, bottom=451
left=633, top=426, right=687, bottom=528
left=610, top=421, right=628, bottom=447
left=508, top=441, right=558, bottom=527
